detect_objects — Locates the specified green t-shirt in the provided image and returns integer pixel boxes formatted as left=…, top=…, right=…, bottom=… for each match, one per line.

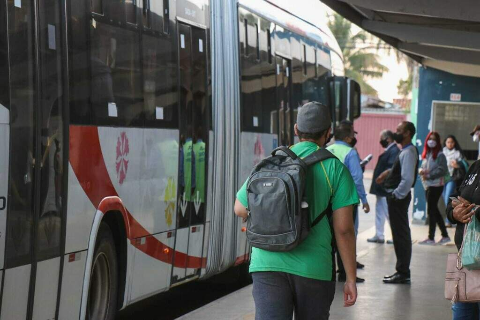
left=236, top=141, right=359, bottom=281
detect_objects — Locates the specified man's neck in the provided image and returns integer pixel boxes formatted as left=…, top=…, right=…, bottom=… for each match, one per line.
left=299, top=139, right=323, bottom=148
left=401, top=139, right=413, bottom=148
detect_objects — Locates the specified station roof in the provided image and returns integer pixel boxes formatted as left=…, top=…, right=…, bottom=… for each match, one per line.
left=321, top=0, right=480, bottom=77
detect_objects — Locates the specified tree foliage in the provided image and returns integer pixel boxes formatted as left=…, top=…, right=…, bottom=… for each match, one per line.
left=328, top=14, right=388, bottom=96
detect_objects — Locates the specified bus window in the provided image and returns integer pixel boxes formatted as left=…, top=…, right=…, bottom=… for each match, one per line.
left=149, top=0, right=163, bottom=32
left=6, top=0, right=36, bottom=268
left=126, top=0, right=136, bottom=25
left=92, top=0, right=103, bottom=15
left=90, top=22, right=143, bottom=126
left=70, top=0, right=93, bottom=124
left=143, top=35, right=178, bottom=128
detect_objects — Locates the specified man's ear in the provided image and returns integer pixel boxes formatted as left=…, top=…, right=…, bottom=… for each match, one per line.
left=294, top=124, right=299, bottom=137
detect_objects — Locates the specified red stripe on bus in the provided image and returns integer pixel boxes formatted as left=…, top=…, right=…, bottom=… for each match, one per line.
left=70, top=126, right=206, bottom=269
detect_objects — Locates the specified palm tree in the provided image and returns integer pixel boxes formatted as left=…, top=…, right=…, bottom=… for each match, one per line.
left=328, top=14, right=388, bottom=96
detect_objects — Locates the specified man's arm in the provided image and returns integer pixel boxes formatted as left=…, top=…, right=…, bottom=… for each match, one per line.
left=333, top=205, right=357, bottom=307
left=345, top=150, right=368, bottom=205
left=393, top=148, right=416, bottom=199
left=234, top=199, right=248, bottom=220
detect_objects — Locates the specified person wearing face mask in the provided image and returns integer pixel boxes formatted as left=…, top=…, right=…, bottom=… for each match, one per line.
left=470, top=124, right=480, bottom=160
left=368, top=130, right=400, bottom=244
left=328, top=123, right=369, bottom=282
left=418, top=132, right=451, bottom=245
left=443, top=135, right=467, bottom=227
left=376, top=121, right=419, bottom=284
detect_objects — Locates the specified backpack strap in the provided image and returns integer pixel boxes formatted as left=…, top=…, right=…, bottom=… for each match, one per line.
left=311, top=203, right=332, bottom=228
left=271, top=146, right=298, bottom=160
left=305, top=149, right=336, bottom=228
left=303, top=148, right=335, bottom=166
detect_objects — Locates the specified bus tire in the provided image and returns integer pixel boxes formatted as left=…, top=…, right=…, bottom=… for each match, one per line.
left=87, top=222, right=118, bottom=320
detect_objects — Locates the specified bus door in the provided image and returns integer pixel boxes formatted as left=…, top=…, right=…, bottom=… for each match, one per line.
left=2, top=1, right=66, bottom=319
left=276, top=57, right=293, bottom=146
left=173, top=22, right=209, bottom=282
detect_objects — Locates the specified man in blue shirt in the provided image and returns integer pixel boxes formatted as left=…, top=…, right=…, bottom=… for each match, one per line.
left=327, top=123, right=370, bottom=282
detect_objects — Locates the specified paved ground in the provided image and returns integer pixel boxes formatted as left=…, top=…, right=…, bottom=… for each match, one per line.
left=178, top=176, right=458, bottom=320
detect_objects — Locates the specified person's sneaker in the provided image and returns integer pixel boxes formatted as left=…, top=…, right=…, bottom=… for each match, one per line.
left=386, top=240, right=394, bottom=244
left=419, top=238, right=436, bottom=245
left=356, top=262, right=365, bottom=269
left=367, top=236, right=385, bottom=243
left=438, top=237, right=451, bottom=244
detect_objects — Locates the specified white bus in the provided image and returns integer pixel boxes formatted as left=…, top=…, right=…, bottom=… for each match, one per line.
left=0, top=0, right=359, bottom=319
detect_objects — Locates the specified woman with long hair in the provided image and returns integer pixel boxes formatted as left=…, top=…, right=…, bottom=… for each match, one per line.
left=443, top=135, right=466, bottom=226
left=418, top=131, right=451, bottom=244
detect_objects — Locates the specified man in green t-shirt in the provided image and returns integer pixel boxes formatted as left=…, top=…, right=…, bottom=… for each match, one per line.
left=234, top=102, right=359, bottom=319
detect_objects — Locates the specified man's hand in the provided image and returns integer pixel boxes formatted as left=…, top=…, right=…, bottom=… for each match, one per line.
left=344, top=281, right=357, bottom=307
left=375, top=169, right=390, bottom=185
left=362, top=202, right=370, bottom=213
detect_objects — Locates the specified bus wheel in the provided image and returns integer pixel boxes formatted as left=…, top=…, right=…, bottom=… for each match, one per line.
left=87, top=223, right=118, bottom=320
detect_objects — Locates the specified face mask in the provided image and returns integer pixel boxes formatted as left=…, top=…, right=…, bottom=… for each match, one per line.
left=427, top=140, right=437, bottom=148
left=474, top=132, right=480, bottom=143
left=350, top=137, right=357, bottom=148
left=380, top=139, right=389, bottom=148
left=393, top=133, right=404, bottom=144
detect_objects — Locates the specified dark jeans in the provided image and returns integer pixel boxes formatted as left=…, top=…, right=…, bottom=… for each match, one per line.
left=252, top=272, right=336, bottom=320
left=387, top=192, right=412, bottom=276
left=426, top=186, right=449, bottom=239
left=452, top=302, right=480, bottom=319
left=337, top=206, right=357, bottom=274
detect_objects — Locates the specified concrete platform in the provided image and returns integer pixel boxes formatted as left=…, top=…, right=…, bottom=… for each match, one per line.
left=178, top=224, right=457, bottom=320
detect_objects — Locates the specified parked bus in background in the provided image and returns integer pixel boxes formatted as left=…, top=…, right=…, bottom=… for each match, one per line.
left=0, top=0, right=360, bottom=319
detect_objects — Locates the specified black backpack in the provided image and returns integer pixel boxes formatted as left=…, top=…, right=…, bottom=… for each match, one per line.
left=246, top=146, right=335, bottom=252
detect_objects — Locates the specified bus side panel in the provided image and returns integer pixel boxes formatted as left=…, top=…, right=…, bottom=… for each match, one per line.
left=205, top=131, right=214, bottom=223
left=58, top=251, right=87, bottom=320
left=97, top=127, right=179, bottom=236
left=1, top=265, right=30, bottom=320
left=200, top=222, right=210, bottom=277
left=129, top=232, right=174, bottom=303
left=0, top=118, right=8, bottom=269
left=237, top=132, right=277, bottom=262
left=65, top=162, right=97, bottom=254
left=32, top=257, right=61, bottom=320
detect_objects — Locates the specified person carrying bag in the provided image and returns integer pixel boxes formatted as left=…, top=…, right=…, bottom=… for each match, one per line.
left=446, top=159, right=480, bottom=318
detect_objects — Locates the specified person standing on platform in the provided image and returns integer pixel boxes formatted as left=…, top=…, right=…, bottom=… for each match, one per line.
left=442, top=135, right=466, bottom=227
left=368, top=130, right=400, bottom=244
left=418, top=131, right=451, bottom=245
left=327, top=123, right=370, bottom=283
left=471, top=125, right=480, bottom=160
left=376, top=121, right=418, bottom=284
left=234, top=102, right=359, bottom=319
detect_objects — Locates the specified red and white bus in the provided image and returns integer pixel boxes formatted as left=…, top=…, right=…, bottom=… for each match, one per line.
left=0, top=0, right=359, bottom=319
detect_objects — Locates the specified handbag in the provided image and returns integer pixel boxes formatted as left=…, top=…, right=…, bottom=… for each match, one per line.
left=445, top=224, right=480, bottom=303
left=462, top=216, right=480, bottom=270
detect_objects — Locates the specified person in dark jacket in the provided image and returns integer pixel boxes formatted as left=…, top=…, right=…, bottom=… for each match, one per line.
left=446, top=159, right=480, bottom=319
left=368, top=130, right=400, bottom=243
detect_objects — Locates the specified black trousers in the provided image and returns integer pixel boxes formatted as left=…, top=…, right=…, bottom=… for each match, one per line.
left=426, top=186, right=449, bottom=240
left=387, top=192, right=412, bottom=276
left=337, top=206, right=357, bottom=274
left=252, top=272, right=336, bottom=320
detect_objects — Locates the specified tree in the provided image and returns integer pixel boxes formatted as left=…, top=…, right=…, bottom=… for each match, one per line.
left=328, top=13, right=388, bottom=96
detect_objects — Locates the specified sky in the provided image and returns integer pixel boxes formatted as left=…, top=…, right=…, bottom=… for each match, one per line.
left=269, top=0, right=410, bottom=102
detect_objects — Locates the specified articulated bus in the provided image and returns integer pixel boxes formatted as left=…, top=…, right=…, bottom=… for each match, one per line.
left=0, top=0, right=360, bottom=319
